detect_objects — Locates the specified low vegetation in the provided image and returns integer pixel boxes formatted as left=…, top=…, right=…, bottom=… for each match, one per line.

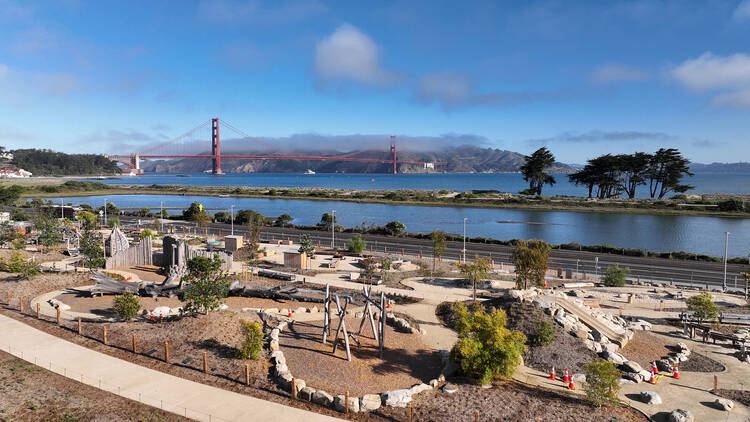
left=686, top=292, right=719, bottom=322
left=512, top=239, right=551, bottom=289
left=602, top=265, right=629, bottom=287
left=181, top=255, right=230, bottom=315
left=112, top=291, right=141, bottom=320
left=238, top=320, right=263, bottom=360
left=583, top=360, right=621, bottom=407
left=449, top=302, right=527, bottom=385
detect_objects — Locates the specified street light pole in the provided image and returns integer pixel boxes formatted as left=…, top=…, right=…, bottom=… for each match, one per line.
left=331, top=210, right=335, bottom=249
left=723, top=231, right=730, bottom=291
left=160, top=201, right=164, bottom=233
left=462, top=218, right=467, bottom=263
left=103, top=198, right=108, bottom=227
left=230, top=205, right=234, bottom=236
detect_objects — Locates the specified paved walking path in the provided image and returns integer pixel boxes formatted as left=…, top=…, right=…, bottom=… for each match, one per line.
left=0, top=314, right=341, bottom=422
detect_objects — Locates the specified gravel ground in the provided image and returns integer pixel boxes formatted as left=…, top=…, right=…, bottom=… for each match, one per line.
left=0, top=350, right=188, bottom=422
left=716, top=389, right=750, bottom=408
left=679, top=352, right=725, bottom=372
left=377, top=378, right=649, bottom=422
left=620, top=331, right=672, bottom=368
left=280, top=316, right=442, bottom=396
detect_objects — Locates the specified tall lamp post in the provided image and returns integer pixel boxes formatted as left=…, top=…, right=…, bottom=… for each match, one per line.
left=723, top=231, right=730, bottom=292
left=331, top=210, right=336, bottom=250
left=462, top=218, right=467, bottom=263
left=103, top=198, right=108, bottom=227
left=230, top=204, right=235, bottom=236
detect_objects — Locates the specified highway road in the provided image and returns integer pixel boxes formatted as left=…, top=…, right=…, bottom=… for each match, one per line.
left=122, top=217, right=749, bottom=292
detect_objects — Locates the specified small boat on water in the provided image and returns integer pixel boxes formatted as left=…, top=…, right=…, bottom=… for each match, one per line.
left=304, top=169, right=316, bottom=175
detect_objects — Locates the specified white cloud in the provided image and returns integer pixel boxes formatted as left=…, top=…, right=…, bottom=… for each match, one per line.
left=733, top=0, right=750, bottom=21
left=672, top=52, right=750, bottom=108
left=711, top=88, right=750, bottom=108
left=417, top=72, right=473, bottom=107
left=591, top=64, right=648, bottom=83
left=672, top=52, right=750, bottom=91
left=314, top=24, right=397, bottom=86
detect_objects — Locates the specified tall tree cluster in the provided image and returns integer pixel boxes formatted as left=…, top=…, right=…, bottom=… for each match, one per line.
left=568, top=148, right=693, bottom=199
left=519, top=147, right=556, bottom=196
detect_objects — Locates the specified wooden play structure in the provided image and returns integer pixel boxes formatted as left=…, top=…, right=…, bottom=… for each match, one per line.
left=322, top=284, right=387, bottom=361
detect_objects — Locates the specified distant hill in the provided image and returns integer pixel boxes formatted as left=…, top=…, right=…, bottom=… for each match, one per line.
left=690, top=162, right=750, bottom=173
left=10, top=149, right=121, bottom=176
left=141, top=145, right=576, bottom=174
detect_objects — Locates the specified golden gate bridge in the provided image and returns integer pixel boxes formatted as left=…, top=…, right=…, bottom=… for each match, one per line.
left=107, top=118, right=441, bottom=174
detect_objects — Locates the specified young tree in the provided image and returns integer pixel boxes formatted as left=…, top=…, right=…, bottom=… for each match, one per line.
left=360, top=256, right=378, bottom=280
left=602, top=265, right=629, bottom=287
left=348, top=234, right=366, bottom=254
left=431, top=229, right=446, bottom=274
left=181, top=255, right=230, bottom=315
left=245, top=212, right=266, bottom=259
left=139, top=229, right=154, bottom=239
left=457, top=255, right=491, bottom=302
left=647, top=148, right=694, bottom=199
left=519, top=147, right=556, bottom=196
left=319, top=212, right=337, bottom=231
left=686, top=292, right=718, bottom=322
left=512, top=239, right=551, bottom=289
left=583, top=360, right=621, bottom=407
left=0, top=185, right=24, bottom=206
left=33, top=211, right=62, bottom=251
left=107, top=217, right=121, bottom=228
left=183, top=202, right=210, bottom=229
left=450, top=302, right=527, bottom=385
left=238, top=320, right=263, bottom=359
left=384, top=221, right=406, bottom=236
left=76, top=211, right=105, bottom=269
left=112, top=292, right=141, bottom=320
left=274, top=213, right=293, bottom=227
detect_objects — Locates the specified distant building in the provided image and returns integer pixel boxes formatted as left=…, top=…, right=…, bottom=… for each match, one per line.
left=0, top=164, right=31, bottom=178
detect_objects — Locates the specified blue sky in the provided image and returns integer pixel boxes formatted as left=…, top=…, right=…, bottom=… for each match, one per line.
left=1, top=0, right=750, bottom=163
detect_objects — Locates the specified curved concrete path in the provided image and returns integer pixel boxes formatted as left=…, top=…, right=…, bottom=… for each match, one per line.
left=0, top=314, right=341, bottom=422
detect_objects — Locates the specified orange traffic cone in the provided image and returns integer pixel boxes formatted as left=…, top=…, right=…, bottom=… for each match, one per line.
left=287, top=311, right=293, bottom=318
left=673, top=364, right=680, bottom=379
left=649, top=369, right=656, bottom=384
left=549, top=367, right=556, bottom=381
left=651, top=361, right=658, bottom=374
left=563, top=368, right=570, bottom=384
left=568, top=380, right=575, bottom=390
left=543, top=280, right=548, bottom=288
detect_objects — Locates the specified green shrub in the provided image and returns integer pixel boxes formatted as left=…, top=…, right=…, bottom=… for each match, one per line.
left=583, top=359, right=621, bottom=407
left=530, top=319, right=556, bottom=347
left=686, top=292, right=718, bottom=322
left=238, top=320, right=263, bottom=360
left=602, top=265, right=629, bottom=287
left=449, top=303, right=527, bottom=385
left=348, top=234, right=366, bottom=254
left=12, top=239, right=24, bottom=249
left=112, top=292, right=141, bottom=320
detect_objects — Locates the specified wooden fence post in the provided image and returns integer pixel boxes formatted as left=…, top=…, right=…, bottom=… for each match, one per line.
left=164, top=342, right=169, bottom=363
left=77, top=316, right=81, bottom=333
left=203, top=352, right=208, bottom=373
left=292, top=377, right=297, bottom=399
left=36, top=302, right=40, bottom=319
left=345, top=391, right=349, bottom=414
left=714, top=375, right=718, bottom=393
left=245, top=363, right=250, bottom=386
left=5, top=291, right=9, bottom=305
left=19, top=296, right=23, bottom=313
left=56, top=308, right=61, bottom=325
left=132, top=334, right=137, bottom=353
left=474, top=409, right=479, bottom=422
left=407, top=403, right=412, bottom=422
left=103, top=326, right=108, bottom=345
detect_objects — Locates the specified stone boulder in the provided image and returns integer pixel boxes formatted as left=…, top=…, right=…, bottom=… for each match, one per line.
left=600, top=351, right=626, bottom=365
left=382, top=389, right=413, bottom=407
left=409, top=383, right=431, bottom=395
left=359, top=394, right=381, bottom=412
left=638, top=370, right=653, bottom=383
left=600, top=343, right=619, bottom=353
left=442, top=383, right=459, bottom=394
left=572, top=373, right=586, bottom=383
left=621, top=372, right=641, bottom=383
left=639, top=391, right=662, bottom=405
left=312, top=390, right=334, bottom=407
left=299, top=386, right=315, bottom=401
left=334, top=395, right=360, bottom=413
left=590, top=330, right=607, bottom=342
left=656, top=359, right=674, bottom=373
left=617, top=378, right=635, bottom=385
left=584, top=340, right=603, bottom=353
left=715, top=398, right=734, bottom=411
left=668, top=409, right=694, bottom=422
left=621, top=360, right=643, bottom=374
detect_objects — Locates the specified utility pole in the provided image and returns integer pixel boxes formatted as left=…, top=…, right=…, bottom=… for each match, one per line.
left=331, top=210, right=335, bottom=249
left=462, top=218, right=467, bottom=264
left=723, top=231, right=730, bottom=292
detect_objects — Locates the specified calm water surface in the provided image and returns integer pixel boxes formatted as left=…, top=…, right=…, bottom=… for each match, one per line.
left=55, top=194, right=750, bottom=258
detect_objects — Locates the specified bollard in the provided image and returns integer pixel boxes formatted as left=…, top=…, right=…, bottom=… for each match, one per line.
left=203, top=352, right=208, bottom=373
left=245, top=363, right=250, bottom=386
left=714, top=375, right=718, bottom=393
left=57, top=308, right=61, bottom=325
left=19, top=296, right=23, bottom=313
left=103, top=326, right=107, bottom=345
left=292, top=377, right=297, bottom=399
left=345, top=390, right=349, bottom=414
left=165, top=342, right=170, bottom=363
left=36, top=302, right=40, bottom=319
left=132, top=334, right=137, bottom=353
left=77, top=316, right=81, bottom=333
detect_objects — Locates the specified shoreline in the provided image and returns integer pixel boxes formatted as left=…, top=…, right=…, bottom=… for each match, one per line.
left=14, top=181, right=750, bottom=219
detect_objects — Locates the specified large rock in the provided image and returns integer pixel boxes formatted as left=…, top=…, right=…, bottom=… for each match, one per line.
left=601, top=343, right=619, bottom=353
left=270, top=350, right=286, bottom=366
left=715, top=398, right=734, bottom=411
left=638, top=370, right=653, bottom=383
left=668, top=409, right=694, bottom=422
left=382, top=389, right=413, bottom=407
left=639, top=391, right=662, bottom=405
left=299, top=386, right=315, bottom=401
left=622, top=372, right=641, bottom=383
left=312, top=390, right=334, bottom=407
left=359, top=394, right=381, bottom=412
left=334, top=395, right=360, bottom=413
left=572, top=373, right=586, bottom=383
left=442, top=383, right=459, bottom=394
left=621, top=360, right=643, bottom=374
left=656, top=359, right=674, bottom=373
left=600, top=351, right=626, bottom=365
left=293, top=379, right=306, bottom=395
left=409, top=383, right=431, bottom=395
left=584, top=340, right=603, bottom=353
left=590, top=330, right=607, bottom=342
left=618, top=378, right=635, bottom=385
